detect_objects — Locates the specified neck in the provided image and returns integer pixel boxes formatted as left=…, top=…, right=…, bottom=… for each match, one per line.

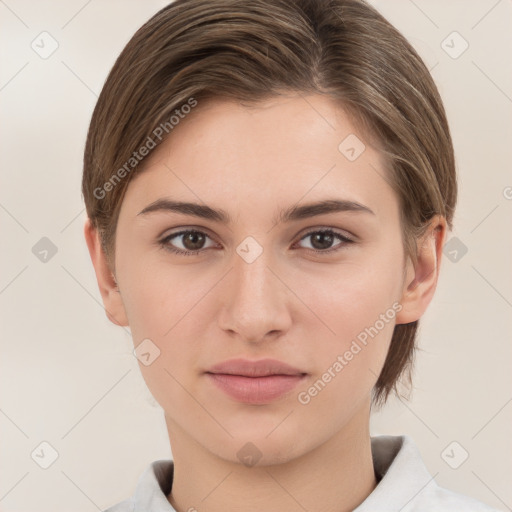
left=166, top=398, right=376, bottom=512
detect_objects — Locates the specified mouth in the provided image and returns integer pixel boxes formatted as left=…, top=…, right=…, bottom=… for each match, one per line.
left=205, top=373, right=307, bottom=404
left=205, top=358, right=307, bottom=404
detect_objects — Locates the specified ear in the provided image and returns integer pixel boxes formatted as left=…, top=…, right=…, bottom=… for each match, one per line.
left=395, top=215, right=447, bottom=325
left=83, top=218, right=129, bottom=327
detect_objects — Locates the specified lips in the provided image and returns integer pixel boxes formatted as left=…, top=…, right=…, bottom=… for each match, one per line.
left=206, top=358, right=306, bottom=378
left=205, top=358, right=307, bottom=404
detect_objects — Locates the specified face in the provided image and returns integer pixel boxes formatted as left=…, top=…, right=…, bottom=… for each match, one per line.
left=102, top=94, right=422, bottom=465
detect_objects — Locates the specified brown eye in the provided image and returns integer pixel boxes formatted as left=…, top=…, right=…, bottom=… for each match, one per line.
left=160, top=228, right=354, bottom=257
left=181, top=231, right=206, bottom=250
left=310, top=231, right=335, bottom=250
left=297, top=229, right=354, bottom=253
left=160, top=230, right=215, bottom=255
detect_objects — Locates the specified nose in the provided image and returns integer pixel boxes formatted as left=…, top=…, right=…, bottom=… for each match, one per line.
left=216, top=240, right=293, bottom=344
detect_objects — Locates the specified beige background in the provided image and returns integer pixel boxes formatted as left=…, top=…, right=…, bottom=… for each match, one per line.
left=1, top=0, right=511, bottom=510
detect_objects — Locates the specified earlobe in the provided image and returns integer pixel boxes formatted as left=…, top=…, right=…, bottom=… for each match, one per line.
left=83, top=218, right=129, bottom=327
left=395, top=216, right=447, bottom=325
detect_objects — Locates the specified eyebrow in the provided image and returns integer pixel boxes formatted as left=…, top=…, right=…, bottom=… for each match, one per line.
left=137, top=198, right=375, bottom=224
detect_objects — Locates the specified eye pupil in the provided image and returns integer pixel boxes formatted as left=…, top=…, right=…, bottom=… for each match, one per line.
left=184, top=231, right=205, bottom=250
left=311, top=232, right=334, bottom=250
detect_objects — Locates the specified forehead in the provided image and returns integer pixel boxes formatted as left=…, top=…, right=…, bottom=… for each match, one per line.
left=120, top=94, right=396, bottom=223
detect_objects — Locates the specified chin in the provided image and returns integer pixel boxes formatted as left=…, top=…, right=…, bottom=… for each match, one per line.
left=208, top=434, right=306, bottom=468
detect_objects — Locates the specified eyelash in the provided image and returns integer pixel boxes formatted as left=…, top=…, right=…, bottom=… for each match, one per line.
left=158, top=228, right=355, bottom=257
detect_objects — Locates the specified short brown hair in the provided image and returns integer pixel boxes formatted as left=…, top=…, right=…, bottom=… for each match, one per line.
left=82, top=0, right=457, bottom=406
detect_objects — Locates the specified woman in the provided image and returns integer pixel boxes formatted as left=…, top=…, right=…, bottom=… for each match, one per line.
left=82, top=0, right=499, bottom=510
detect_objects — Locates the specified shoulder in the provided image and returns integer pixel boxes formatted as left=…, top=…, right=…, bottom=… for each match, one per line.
left=355, top=435, right=500, bottom=512
left=101, top=459, right=174, bottom=512
left=102, top=498, right=135, bottom=512
left=410, top=484, right=501, bottom=512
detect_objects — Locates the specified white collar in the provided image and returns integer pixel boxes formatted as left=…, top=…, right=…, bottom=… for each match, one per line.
left=109, top=435, right=497, bottom=512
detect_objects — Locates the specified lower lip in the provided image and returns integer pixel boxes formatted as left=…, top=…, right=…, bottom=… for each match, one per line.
left=206, top=373, right=306, bottom=404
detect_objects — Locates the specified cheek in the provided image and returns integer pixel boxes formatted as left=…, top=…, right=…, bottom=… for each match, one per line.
left=119, top=257, right=211, bottom=340
left=294, top=270, right=398, bottom=419
left=121, top=269, right=202, bottom=412
left=294, top=247, right=403, bottom=391
left=118, top=261, right=219, bottom=393
left=299, top=250, right=403, bottom=341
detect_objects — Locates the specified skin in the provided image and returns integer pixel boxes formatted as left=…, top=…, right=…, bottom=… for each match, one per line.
left=85, top=93, right=446, bottom=512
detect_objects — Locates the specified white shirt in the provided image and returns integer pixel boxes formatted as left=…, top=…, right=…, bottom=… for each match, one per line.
left=103, top=435, right=499, bottom=511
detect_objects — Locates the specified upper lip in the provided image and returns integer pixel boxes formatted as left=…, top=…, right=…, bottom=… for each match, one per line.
left=206, top=358, right=306, bottom=377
